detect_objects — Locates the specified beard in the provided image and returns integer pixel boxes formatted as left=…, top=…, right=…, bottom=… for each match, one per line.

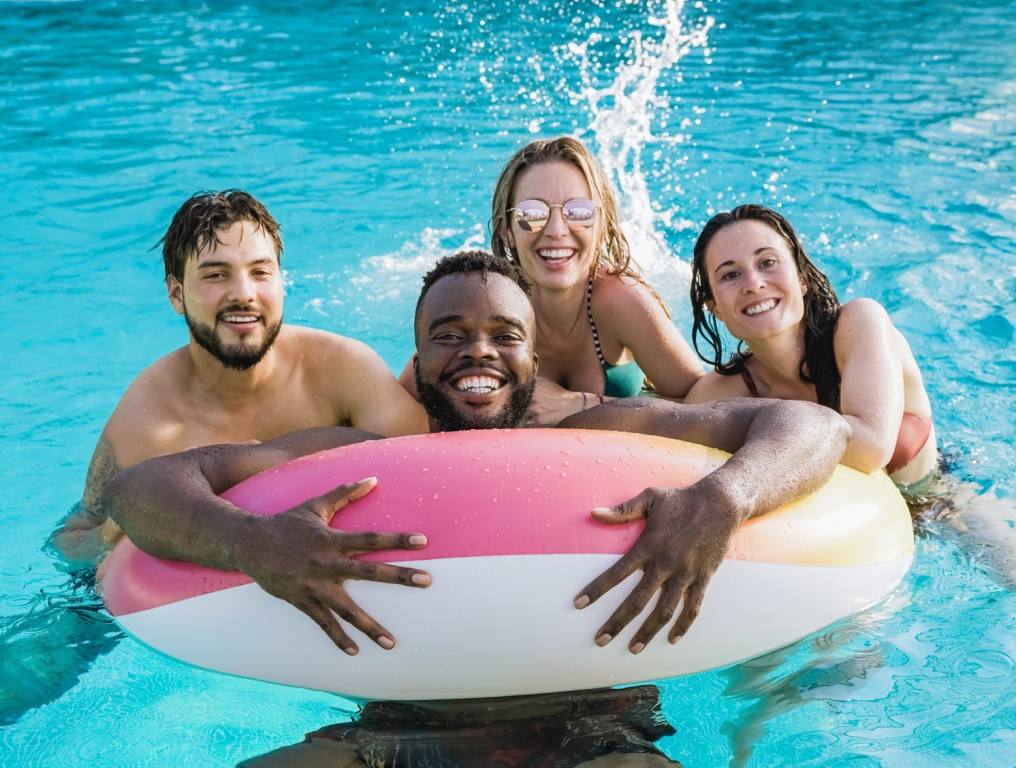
left=184, top=306, right=282, bottom=371
left=416, top=367, right=536, bottom=432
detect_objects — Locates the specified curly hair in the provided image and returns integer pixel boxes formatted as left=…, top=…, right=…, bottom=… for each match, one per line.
left=489, top=136, right=639, bottom=280
left=689, top=204, right=843, bottom=409
left=415, top=249, right=532, bottom=326
left=160, top=189, right=282, bottom=282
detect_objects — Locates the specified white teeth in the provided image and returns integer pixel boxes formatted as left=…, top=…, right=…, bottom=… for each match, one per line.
left=454, top=376, right=502, bottom=393
left=744, top=299, right=777, bottom=316
left=538, top=249, right=573, bottom=261
left=222, top=315, right=258, bottom=323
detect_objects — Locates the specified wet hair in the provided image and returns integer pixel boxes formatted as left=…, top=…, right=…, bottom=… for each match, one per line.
left=415, top=249, right=532, bottom=327
left=160, top=189, right=282, bottom=282
left=489, top=136, right=639, bottom=280
left=690, top=204, right=843, bottom=409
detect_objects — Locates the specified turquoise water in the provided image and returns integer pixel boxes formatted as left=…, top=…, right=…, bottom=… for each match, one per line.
left=2, top=0, right=1014, bottom=765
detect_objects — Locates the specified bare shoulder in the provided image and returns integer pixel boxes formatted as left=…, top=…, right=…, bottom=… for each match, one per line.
left=591, top=272, right=665, bottom=318
left=837, top=298, right=892, bottom=334
left=289, top=325, right=388, bottom=372
left=103, top=349, right=190, bottom=465
left=684, top=370, right=748, bottom=404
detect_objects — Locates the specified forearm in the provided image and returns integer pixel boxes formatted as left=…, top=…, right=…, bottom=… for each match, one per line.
left=697, top=400, right=850, bottom=523
left=105, top=452, right=261, bottom=569
left=840, top=414, right=895, bottom=473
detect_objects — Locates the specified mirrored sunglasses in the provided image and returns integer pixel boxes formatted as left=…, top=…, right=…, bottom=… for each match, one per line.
left=509, top=198, right=598, bottom=233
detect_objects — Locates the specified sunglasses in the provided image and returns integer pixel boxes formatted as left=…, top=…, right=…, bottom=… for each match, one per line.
left=508, top=198, right=598, bottom=233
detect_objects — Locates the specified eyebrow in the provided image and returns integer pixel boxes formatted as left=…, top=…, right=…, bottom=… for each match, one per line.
left=196, top=257, right=276, bottom=270
left=712, top=247, right=780, bottom=275
left=428, top=314, right=528, bottom=334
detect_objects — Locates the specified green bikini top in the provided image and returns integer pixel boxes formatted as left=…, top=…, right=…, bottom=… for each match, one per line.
left=586, top=278, right=646, bottom=398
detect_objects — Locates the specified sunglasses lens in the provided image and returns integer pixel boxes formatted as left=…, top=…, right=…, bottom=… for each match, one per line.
left=513, top=201, right=550, bottom=232
left=563, top=199, right=597, bottom=225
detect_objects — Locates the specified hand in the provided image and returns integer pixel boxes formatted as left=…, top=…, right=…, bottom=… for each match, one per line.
left=574, top=485, right=739, bottom=653
left=524, top=377, right=590, bottom=427
left=233, top=477, right=431, bottom=656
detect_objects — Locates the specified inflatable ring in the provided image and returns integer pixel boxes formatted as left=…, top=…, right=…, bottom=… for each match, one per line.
left=100, top=429, right=913, bottom=700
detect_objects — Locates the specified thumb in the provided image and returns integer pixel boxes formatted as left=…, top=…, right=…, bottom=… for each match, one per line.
left=312, top=476, right=378, bottom=524
left=591, top=489, right=650, bottom=525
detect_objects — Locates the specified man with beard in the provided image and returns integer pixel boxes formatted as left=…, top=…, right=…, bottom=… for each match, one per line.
left=106, top=251, right=848, bottom=766
left=56, top=190, right=427, bottom=561
left=106, top=250, right=849, bottom=657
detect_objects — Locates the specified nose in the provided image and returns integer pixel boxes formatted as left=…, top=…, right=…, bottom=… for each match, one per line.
left=226, top=272, right=258, bottom=305
left=541, top=204, right=570, bottom=238
left=459, top=333, right=497, bottom=361
left=741, top=267, right=766, bottom=293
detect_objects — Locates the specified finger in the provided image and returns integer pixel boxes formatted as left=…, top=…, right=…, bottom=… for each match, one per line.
left=574, top=553, right=640, bottom=609
left=629, top=578, right=690, bottom=654
left=311, top=477, right=379, bottom=523
left=338, top=530, right=428, bottom=554
left=298, top=598, right=358, bottom=655
left=320, top=589, right=396, bottom=651
left=593, top=571, right=662, bottom=647
left=590, top=488, right=651, bottom=525
left=342, top=559, right=432, bottom=588
left=669, top=581, right=708, bottom=643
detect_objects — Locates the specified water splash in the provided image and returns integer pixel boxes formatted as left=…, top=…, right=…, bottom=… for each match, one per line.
left=562, top=0, right=715, bottom=311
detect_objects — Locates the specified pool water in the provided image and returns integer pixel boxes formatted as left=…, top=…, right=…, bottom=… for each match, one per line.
left=2, top=0, right=1014, bottom=765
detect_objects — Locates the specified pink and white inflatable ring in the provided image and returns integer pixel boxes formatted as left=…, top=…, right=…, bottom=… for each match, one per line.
left=100, top=429, right=913, bottom=700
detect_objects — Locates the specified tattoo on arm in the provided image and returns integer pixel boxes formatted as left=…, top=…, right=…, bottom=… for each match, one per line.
left=80, top=437, right=121, bottom=523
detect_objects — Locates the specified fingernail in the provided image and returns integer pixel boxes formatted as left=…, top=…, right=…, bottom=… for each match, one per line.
left=357, top=476, right=378, bottom=485
left=630, top=642, right=645, bottom=654
left=409, top=534, right=428, bottom=547
left=591, top=507, right=612, bottom=514
left=595, top=633, right=612, bottom=647
left=344, top=646, right=358, bottom=656
left=411, top=573, right=431, bottom=586
left=574, top=595, right=590, bottom=609
left=378, top=636, right=394, bottom=650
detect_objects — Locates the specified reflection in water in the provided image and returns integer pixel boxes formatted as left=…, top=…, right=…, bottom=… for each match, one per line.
left=0, top=562, right=122, bottom=725
left=239, top=685, right=681, bottom=768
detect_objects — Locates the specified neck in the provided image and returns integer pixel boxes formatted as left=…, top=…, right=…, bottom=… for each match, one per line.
left=528, top=279, right=589, bottom=334
left=742, top=328, right=807, bottom=386
left=185, top=340, right=279, bottom=399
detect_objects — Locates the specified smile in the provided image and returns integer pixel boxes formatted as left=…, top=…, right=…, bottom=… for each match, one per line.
left=453, top=375, right=505, bottom=394
left=743, top=298, right=779, bottom=316
left=537, top=248, right=576, bottom=263
left=219, top=312, right=262, bottom=326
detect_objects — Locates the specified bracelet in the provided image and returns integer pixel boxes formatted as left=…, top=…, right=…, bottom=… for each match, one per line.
left=581, top=392, right=588, bottom=411
left=596, top=393, right=605, bottom=406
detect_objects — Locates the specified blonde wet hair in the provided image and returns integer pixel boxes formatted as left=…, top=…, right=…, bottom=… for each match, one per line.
left=490, top=136, right=641, bottom=281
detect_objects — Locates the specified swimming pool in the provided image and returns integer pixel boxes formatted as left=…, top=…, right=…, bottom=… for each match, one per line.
left=2, top=0, right=1013, bottom=764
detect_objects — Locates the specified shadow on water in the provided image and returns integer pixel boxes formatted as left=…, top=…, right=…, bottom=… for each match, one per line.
left=0, top=524, right=123, bottom=726
left=238, top=685, right=682, bottom=768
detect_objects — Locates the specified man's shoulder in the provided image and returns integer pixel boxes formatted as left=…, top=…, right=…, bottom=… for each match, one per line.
left=103, top=348, right=192, bottom=465
left=283, top=325, right=380, bottom=362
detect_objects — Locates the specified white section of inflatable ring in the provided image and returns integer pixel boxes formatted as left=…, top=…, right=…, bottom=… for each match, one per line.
left=117, top=553, right=912, bottom=700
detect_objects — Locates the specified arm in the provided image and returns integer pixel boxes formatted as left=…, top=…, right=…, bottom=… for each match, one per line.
left=597, top=276, right=704, bottom=398
left=53, top=435, right=124, bottom=562
left=105, top=426, right=431, bottom=654
left=834, top=299, right=906, bottom=473
left=524, top=377, right=610, bottom=427
left=562, top=397, right=850, bottom=651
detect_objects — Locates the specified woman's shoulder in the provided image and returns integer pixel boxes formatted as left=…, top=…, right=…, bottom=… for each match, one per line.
left=835, top=299, right=896, bottom=349
left=591, top=270, right=664, bottom=315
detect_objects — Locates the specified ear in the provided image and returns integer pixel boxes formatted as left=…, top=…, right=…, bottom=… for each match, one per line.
left=167, top=276, right=185, bottom=316
left=501, top=222, right=516, bottom=253
left=705, top=298, right=717, bottom=317
left=411, top=353, right=419, bottom=375
left=532, top=351, right=539, bottom=375
left=800, top=277, right=808, bottom=296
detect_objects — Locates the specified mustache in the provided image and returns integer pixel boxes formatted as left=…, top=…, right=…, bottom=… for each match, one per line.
left=216, top=305, right=264, bottom=323
left=439, top=363, right=513, bottom=384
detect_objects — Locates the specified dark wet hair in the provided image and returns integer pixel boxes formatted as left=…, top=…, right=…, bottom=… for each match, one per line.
left=415, top=249, right=533, bottom=325
left=160, top=189, right=282, bottom=282
left=690, top=204, right=843, bottom=409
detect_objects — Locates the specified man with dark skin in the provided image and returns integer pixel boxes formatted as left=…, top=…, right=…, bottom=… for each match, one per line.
left=105, top=250, right=850, bottom=660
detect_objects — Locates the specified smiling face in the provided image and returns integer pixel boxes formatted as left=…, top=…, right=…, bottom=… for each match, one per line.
left=168, top=219, right=284, bottom=370
left=703, top=219, right=807, bottom=343
left=414, top=271, right=538, bottom=431
left=505, top=161, right=600, bottom=291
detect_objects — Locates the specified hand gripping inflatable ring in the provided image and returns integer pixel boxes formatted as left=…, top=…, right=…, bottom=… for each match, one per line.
left=100, top=429, right=913, bottom=700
